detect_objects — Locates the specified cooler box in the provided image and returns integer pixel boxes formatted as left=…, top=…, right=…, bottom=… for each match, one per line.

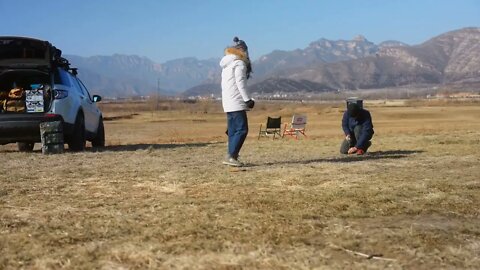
left=25, top=89, right=44, bottom=113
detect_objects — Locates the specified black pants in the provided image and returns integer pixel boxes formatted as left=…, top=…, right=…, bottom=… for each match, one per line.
left=340, top=125, right=371, bottom=154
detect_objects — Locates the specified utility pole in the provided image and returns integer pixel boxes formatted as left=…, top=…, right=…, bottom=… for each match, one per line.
left=156, top=78, right=160, bottom=111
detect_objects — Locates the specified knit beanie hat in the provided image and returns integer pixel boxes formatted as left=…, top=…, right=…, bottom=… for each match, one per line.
left=232, top=36, right=248, bottom=52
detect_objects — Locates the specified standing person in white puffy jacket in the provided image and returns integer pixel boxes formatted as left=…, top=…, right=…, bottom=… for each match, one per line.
left=220, top=41, right=255, bottom=167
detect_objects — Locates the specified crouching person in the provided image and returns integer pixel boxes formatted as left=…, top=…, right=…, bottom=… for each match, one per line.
left=340, top=103, right=374, bottom=155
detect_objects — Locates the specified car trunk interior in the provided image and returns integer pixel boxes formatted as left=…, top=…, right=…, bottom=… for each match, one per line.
left=0, top=70, right=53, bottom=114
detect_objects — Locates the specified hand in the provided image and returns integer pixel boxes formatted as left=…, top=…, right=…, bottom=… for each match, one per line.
left=348, top=147, right=358, bottom=154
left=345, top=134, right=351, bottom=141
left=245, top=99, right=255, bottom=109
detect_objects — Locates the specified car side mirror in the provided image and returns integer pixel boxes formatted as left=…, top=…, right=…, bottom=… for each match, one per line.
left=92, top=95, right=102, bottom=103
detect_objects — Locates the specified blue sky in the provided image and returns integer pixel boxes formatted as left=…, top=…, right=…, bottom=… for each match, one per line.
left=1, top=0, right=478, bottom=63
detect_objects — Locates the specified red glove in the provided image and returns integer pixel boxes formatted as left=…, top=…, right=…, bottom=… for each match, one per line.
left=356, top=149, right=365, bottom=155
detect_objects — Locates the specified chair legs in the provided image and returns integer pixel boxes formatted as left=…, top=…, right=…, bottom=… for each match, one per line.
left=259, top=124, right=282, bottom=140
left=283, top=128, right=307, bottom=140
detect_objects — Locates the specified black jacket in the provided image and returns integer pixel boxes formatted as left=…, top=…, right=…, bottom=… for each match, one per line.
left=342, top=109, right=374, bottom=149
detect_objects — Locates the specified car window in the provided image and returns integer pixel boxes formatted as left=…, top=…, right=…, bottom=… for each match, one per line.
left=76, top=78, right=93, bottom=101
left=54, top=68, right=71, bottom=86
left=70, top=76, right=86, bottom=96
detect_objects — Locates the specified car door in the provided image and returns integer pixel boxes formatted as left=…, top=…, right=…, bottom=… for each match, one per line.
left=71, top=76, right=99, bottom=132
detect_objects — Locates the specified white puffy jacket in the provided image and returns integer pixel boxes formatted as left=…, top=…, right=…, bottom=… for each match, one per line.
left=220, top=53, right=251, bottom=112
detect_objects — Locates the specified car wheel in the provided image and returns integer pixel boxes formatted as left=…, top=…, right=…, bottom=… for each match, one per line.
left=91, top=117, right=105, bottom=148
left=17, top=142, right=35, bottom=152
left=68, top=113, right=86, bottom=151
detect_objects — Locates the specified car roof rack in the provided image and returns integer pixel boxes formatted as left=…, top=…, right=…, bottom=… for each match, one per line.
left=54, top=55, right=78, bottom=76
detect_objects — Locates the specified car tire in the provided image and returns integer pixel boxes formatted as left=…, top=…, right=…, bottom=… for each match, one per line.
left=17, top=142, right=35, bottom=152
left=91, top=117, right=105, bottom=148
left=68, top=113, right=86, bottom=151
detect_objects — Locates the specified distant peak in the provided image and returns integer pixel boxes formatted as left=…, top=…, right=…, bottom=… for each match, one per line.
left=353, top=35, right=367, bottom=41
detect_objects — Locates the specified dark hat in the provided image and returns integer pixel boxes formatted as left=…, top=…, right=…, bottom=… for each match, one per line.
left=347, top=103, right=361, bottom=118
left=232, top=36, right=248, bottom=52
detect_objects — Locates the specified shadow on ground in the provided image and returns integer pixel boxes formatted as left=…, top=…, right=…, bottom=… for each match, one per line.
left=0, top=142, right=222, bottom=154
left=252, top=150, right=424, bottom=167
left=99, top=142, right=222, bottom=152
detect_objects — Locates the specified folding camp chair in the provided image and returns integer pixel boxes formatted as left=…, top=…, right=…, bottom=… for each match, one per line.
left=282, top=115, right=307, bottom=139
left=258, top=116, right=282, bottom=139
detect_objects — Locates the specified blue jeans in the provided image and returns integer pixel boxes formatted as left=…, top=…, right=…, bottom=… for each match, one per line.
left=227, top=110, right=248, bottom=159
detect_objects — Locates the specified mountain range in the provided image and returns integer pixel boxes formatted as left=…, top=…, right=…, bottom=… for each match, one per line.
left=66, top=54, right=218, bottom=97
left=66, top=27, right=480, bottom=98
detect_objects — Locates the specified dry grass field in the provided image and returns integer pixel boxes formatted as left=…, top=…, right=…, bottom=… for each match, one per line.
left=1, top=99, right=479, bottom=269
